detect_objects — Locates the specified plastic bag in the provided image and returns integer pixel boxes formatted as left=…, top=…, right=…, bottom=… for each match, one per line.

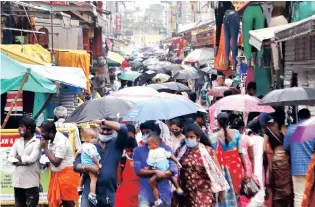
left=240, top=177, right=261, bottom=199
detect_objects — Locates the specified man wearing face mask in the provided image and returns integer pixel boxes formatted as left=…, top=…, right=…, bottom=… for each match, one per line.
left=74, top=118, right=128, bottom=207
left=40, top=121, right=80, bottom=207
left=8, top=117, right=41, bottom=207
left=133, top=120, right=178, bottom=207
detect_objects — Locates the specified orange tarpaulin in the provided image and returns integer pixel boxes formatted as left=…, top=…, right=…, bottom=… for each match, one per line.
left=54, top=49, right=91, bottom=94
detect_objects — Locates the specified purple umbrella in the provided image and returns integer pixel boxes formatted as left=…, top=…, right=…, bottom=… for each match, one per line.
left=291, top=117, right=315, bottom=142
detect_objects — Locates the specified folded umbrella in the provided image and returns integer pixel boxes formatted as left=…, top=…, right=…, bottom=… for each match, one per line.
left=123, top=96, right=198, bottom=122
left=210, top=94, right=275, bottom=113
left=291, top=117, right=315, bottom=143
left=173, top=70, right=199, bottom=80
left=259, top=87, right=315, bottom=106
left=65, top=96, right=134, bottom=123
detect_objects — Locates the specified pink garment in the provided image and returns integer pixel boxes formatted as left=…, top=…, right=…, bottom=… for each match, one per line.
left=209, top=108, right=216, bottom=132
left=240, top=134, right=253, bottom=176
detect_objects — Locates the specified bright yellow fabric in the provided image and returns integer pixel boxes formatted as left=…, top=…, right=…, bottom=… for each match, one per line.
left=0, top=44, right=52, bottom=65
left=54, top=49, right=91, bottom=94
left=107, top=51, right=125, bottom=64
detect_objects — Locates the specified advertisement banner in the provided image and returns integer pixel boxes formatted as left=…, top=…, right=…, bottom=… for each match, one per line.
left=0, top=129, right=75, bottom=205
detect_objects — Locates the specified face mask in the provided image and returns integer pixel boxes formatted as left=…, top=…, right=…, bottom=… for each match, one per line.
left=19, top=129, right=25, bottom=137
left=173, top=131, right=181, bottom=137
left=141, top=134, right=149, bottom=143
left=185, top=138, right=198, bottom=148
left=98, top=134, right=114, bottom=142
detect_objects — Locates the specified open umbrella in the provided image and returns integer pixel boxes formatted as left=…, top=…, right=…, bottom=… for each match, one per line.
left=152, top=74, right=170, bottom=83
left=147, top=64, right=167, bottom=74
left=143, top=57, right=159, bottom=66
left=147, top=84, right=172, bottom=92
left=207, top=86, right=241, bottom=97
left=164, top=64, right=184, bottom=71
left=162, top=82, right=190, bottom=92
left=110, top=86, right=160, bottom=102
left=107, top=51, right=129, bottom=68
left=118, top=71, right=141, bottom=81
left=210, top=94, right=275, bottom=113
left=65, top=96, right=133, bottom=123
left=138, top=70, right=157, bottom=82
left=291, top=117, right=315, bottom=143
left=259, top=87, right=315, bottom=106
left=201, top=66, right=218, bottom=74
left=123, top=96, right=198, bottom=122
left=173, top=70, right=199, bottom=80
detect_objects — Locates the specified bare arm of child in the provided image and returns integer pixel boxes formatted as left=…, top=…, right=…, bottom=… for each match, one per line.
left=169, top=154, right=182, bottom=168
left=92, top=156, right=102, bottom=169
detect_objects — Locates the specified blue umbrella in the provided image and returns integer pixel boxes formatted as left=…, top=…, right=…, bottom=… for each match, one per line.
left=123, top=96, right=198, bottom=122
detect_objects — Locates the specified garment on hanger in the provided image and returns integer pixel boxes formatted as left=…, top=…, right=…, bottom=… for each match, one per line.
left=242, top=5, right=265, bottom=62
left=215, top=1, right=234, bottom=47
left=223, top=10, right=240, bottom=64
left=261, top=2, right=273, bottom=26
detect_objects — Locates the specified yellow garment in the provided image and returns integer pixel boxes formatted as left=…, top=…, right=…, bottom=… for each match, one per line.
left=54, top=49, right=91, bottom=94
left=93, top=92, right=101, bottom=98
left=0, top=44, right=52, bottom=65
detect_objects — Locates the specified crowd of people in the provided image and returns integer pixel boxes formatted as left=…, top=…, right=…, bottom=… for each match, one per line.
left=7, top=77, right=315, bottom=207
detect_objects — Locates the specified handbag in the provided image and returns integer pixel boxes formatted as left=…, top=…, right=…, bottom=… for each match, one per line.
left=240, top=177, right=261, bottom=199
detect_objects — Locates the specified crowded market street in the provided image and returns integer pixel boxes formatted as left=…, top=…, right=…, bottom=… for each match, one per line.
left=1, top=1, right=315, bottom=207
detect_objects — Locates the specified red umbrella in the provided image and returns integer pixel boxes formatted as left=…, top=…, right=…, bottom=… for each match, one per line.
left=209, top=94, right=275, bottom=113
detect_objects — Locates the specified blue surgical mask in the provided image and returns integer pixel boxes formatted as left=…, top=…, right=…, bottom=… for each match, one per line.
left=185, top=138, right=198, bottom=148
left=98, top=134, right=114, bottom=142
left=141, top=134, right=149, bottom=143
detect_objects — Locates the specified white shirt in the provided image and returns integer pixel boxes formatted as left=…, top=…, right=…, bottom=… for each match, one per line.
left=78, top=143, right=98, bottom=157
left=55, top=118, right=81, bottom=151
left=9, top=136, right=41, bottom=188
left=48, top=132, right=74, bottom=172
left=148, top=147, right=172, bottom=163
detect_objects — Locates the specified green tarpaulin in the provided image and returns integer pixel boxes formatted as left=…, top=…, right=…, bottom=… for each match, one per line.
left=1, top=53, right=57, bottom=94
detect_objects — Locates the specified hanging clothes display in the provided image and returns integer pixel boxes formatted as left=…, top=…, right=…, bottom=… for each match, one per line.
left=5, top=91, right=23, bottom=116
left=223, top=10, right=240, bottom=69
left=242, top=5, right=265, bottom=65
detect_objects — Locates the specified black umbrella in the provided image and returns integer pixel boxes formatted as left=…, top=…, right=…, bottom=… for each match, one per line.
left=259, top=87, right=315, bottom=106
left=164, top=64, right=185, bottom=72
left=147, top=83, right=172, bottom=92
left=139, top=70, right=157, bottom=82
left=147, top=64, right=167, bottom=74
left=173, top=70, right=199, bottom=80
left=162, top=82, right=191, bottom=92
left=65, top=96, right=134, bottom=123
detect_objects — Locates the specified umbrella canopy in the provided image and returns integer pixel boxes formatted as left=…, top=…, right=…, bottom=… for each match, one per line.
left=147, top=64, right=167, bottom=74
left=143, top=57, right=159, bottom=66
left=65, top=96, right=133, bottom=123
left=207, top=86, right=241, bottom=97
left=259, top=87, right=315, bottom=106
left=147, top=84, right=172, bottom=92
left=164, top=64, right=185, bottom=72
left=139, top=70, right=157, bottom=82
left=123, top=96, right=198, bottom=122
left=173, top=70, right=199, bottom=80
left=162, top=82, right=190, bottom=92
left=200, top=66, right=218, bottom=74
left=182, top=65, right=197, bottom=71
left=1, top=53, right=56, bottom=94
left=107, top=51, right=128, bottom=68
left=110, top=86, right=160, bottom=102
left=210, top=94, right=275, bottom=113
left=118, top=71, right=141, bottom=81
left=183, top=48, right=214, bottom=66
left=291, top=117, right=315, bottom=143
left=152, top=74, right=170, bottom=83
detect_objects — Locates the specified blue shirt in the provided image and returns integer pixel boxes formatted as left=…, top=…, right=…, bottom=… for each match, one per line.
left=74, top=125, right=128, bottom=206
left=283, top=121, right=315, bottom=175
left=133, top=144, right=178, bottom=204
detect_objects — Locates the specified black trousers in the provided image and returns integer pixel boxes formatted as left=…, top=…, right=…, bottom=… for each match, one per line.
left=14, top=187, right=39, bottom=207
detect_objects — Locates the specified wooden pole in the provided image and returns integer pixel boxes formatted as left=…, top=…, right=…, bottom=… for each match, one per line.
left=1, top=71, right=29, bottom=129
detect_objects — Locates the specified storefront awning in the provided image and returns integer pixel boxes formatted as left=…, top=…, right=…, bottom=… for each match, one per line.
left=24, top=64, right=87, bottom=90
left=249, top=15, right=315, bottom=50
left=178, top=19, right=215, bottom=34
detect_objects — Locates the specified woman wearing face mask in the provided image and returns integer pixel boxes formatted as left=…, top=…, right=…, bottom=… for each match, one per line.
left=209, top=112, right=243, bottom=206
left=116, top=138, right=139, bottom=207
left=176, top=123, right=228, bottom=207
left=170, top=119, right=185, bottom=153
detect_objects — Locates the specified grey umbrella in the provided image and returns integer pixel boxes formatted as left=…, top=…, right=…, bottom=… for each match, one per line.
left=164, top=64, right=184, bottom=72
left=162, top=82, right=190, bottom=92
left=147, top=83, right=172, bottom=92
left=65, top=96, right=134, bottom=123
left=259, top=87, right=315, bottom=106
left=200, top=66, right=218, bottom=74
left=173, top=70, right=199, bottom=80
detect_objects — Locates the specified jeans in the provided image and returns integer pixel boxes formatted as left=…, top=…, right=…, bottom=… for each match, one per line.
left=223, top=10, right=240, bottom=62
left=292, top=176, right=306, bottom=207
left=81, top=195, right=114, bottom=207
left=14, top=187, right=39, bottom=207
left=138, top=196, right=171, bottom=207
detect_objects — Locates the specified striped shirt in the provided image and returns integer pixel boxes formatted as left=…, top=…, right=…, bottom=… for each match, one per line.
left=283, top=120, right=315, bottom=175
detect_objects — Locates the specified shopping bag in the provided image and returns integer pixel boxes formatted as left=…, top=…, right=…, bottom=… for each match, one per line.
left=240, top=176, right=261, bottom=199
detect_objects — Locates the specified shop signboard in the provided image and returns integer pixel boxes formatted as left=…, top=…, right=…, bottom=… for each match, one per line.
left=0, top=128, right=75, bottom=205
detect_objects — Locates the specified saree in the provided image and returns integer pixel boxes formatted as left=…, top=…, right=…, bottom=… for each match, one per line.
left=271, top=149, right=293, bottom=206
left=48, top=166, right=80, bottom=207
left=302, top=153, right=315, bottom=207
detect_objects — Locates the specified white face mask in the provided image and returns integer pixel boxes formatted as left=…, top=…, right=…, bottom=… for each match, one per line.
left=141, top=134, right=149, bottom=143
left=98, top=134, right=114, bottom=142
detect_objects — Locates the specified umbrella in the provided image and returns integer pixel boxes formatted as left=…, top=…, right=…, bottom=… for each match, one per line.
left=183, top=48, right=214, bottom=66
left=162, top=82, right=191, bottom=92
left=209, top=94, right=275, bottom=113
left=118, top=71, right=141, bottom=81
left=152, top=74, right=170, bottom=83
left=182, top=65, right=197, bottom=71
left=65, top=96, right=133, bottom=123
left=147, top=84, right=172, bottom=92
left=291, top=117, right=315, bottom=142
left=107, top=51, right=129, bottom=68
left=207, top=86, right=241, bottom=97
left=259, top=87, right=315, bottom=106
left=147, top=64, right=167, bottom=74
left=139, top=70, right=157, bottom=82
left=164, top=64, right=184, bottom=72
left=143, top=57, right=159, bottom=66
left=123, top=96, right=198, bottom=122
left=201, top=66, right=218, bottom=74
left=173, top=70, right=199, bottom=80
